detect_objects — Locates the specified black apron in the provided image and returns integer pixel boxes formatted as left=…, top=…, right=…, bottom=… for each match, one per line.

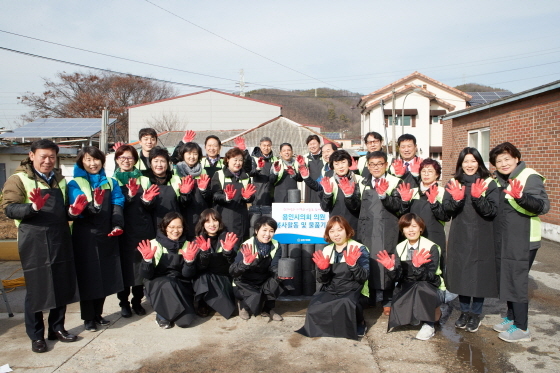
left=152, top=183, right=180, bottom=232
left=304, top=153, right=323, bottom=203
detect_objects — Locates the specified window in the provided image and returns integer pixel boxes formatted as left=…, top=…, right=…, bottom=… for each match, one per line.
left=468, top=128, right=490, bottom=165
left=386, top=115, right=412, bottom=126
left=431, top=116, right=439, bottom=123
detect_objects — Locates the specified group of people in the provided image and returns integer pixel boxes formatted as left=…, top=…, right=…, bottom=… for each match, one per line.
left=3, top=126, right=548, bottom=353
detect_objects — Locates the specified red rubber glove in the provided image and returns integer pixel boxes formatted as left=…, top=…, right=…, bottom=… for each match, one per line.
left=286, top=166, right=295, bottom=176
left=376, top=250, right=395, bottom=270
left=69, top=194, right=88, bottom=216
left=504, top=179, right=523, bottom=199
left=220, top=232, right=238, bottom=252
left=241, top=184, right=256, bottom=199
left=470, top=178, right=488, bottom=199
left=224, top=184, right=237, bottom=201
left=234, top=137, right=246, bottom=151
left=240, top=244, right=257, bottom=265
left=182, top=130, right=196, bottom=143
left=299, top=165, right=309, bottom=178
left=296, top=155, right=305, bottom=167
left=137, top=239, right=157, bottom=260
left=349, top=157, right=358, bottom=171
left=196, top=174, right=210, bottom=190
left=93, top=188, right=106, bottom=206
left=392, top=159, right=406, bottom=177
left=142, top=184, right=160, bottom=201
left=195, top=236, right=211, bottom=252
left=29, top=188, right=50, bottom=211
left=375, top=178, right=389, bottom=196
left=112, top=142, right=125, bottom=151
left=425, top=184, right=438, bottom=204
left=126, top=178, right=140, bottom=197
left=412, top=248, right=432, bottom=268
left=320, top=177, right=333, bottom=194
left=108, top=227, right=123, bottom=237
left=179, top=175, right=195, bottom=194
left=257, top=157, right=265, bottom=169
left=343, top=245, right=362, bottom=267
left=338, top=177, right=355, bottom=196
left=312, top=251, right=330, bottom=270
left=446, top=180, right=465, bottom=201
left=410, top=157, right=423, bottom=174
left=273, top=161, right=281, bottom=173
left=397, top=182, right=413, bottom=202
left=181, top=241, right=199, bottom=262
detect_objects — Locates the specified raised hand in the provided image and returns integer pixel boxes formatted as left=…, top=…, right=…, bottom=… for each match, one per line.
left=112, top=142, right=125, bottom=151
left=142, top=184, right=160, bottom=201
left=320, top=177, right=333, bottom=194
left=299, top=165, right=309, bottom=178
left=137, top=239, right=157, bottom=260
left=240, top=244, right=257, bottom=265
left=273, top=161, right=281, bottom=174
left=224, top=184, right=237, bottom=201
left=425, top=184, right=439, bottom=204
left=126, top=178, right=140, bottom=197
left=397, top=182, right=413, bottom=201
left=257, top=157, right=265, bottom=169
left=343, top=245, right=362, bottom=267
left=504, top=178, right=523, bottom=199
left=286, top=166, right=295, bottom=176
left=93, top=188, right=106, bottom=206
left=392, top=159, right=406, bottom=177
left=470, top=178, right=488, bottom=199
left=312, top=251, right=330, bottom=270
left=29, top=188, right=50, bottom=211
left=445, top=180, right=465, bottom=201
left=241, top=183, right=256, bottom=199
left=179, top=175, right=195, bottom=194
left=375, top=178, right=389, bottom=196
left=69, top=194, right=88, bottom=216
left=234, top=136, right=246, bottom=151
left=410, top=157, right=423, bottom=174
left=338, top=177, right=355, bottom=196
left=195, top=235, right=211, bottom=252
left=181, top=241, right=199, bottom=262
left=220, top=232, right=238, bottom=252
left=376, top=250, right=395, bottom=270
left=196, top=174, right=210, bottom=190
left=349, top=157, right=358, bottom=171
left=412, top=248, right=432, bottom=268
left=108, top=227, right=124, bottom=237
left=182, top=130, right=196, bottom=143
left=296, top=155, right=305, bottom=167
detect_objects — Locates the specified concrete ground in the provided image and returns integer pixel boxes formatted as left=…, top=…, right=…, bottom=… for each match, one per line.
left=1, top=239, right=559, bottom=373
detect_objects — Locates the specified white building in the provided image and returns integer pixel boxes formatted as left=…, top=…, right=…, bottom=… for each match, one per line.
left=357, top=71, right=471, bottom=159
left=127, top=89, right=282, bottom=143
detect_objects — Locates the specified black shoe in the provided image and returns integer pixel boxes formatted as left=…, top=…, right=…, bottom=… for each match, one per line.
left=455, top=312, right=469, bottom=329
left=197, top=304, right=210, bottom=318
left=357, top=323, right=367, bottom=337
left=48, top=330, right=78, bottom=342
left=155, top=315, right=173, bottom=329
left=31, top=339, right=47, bottom=353
left=94, top=315, right=110, bottom=325
left=121, top=305, right=132, bottom=318
left=466, top=314, right=481, bottom=333
left=84, top=320, right=97, bottom=332
left=132, top=304, right=146, bottom=316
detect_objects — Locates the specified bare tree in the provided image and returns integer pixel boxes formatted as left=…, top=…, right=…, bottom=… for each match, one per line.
left=146, top=111, right=189, bottom=133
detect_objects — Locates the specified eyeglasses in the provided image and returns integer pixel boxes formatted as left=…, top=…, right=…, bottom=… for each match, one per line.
left=117, top=156, right=135, bottom=161
left=367, top=162, right=386, bottom=168
left=366, top=140, right=381, bottom=145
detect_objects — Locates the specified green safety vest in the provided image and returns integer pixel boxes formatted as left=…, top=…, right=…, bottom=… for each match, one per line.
left=116, top=175, right=151, bottom=189
left=150, top=239, right=190, bottom=267
left=216, top=170, right=250, bottom=189
left=201, top=157, right=224, bottom=170
left=357, top=156, right=367, bottom=175
left=395, top=237, right=446, bottom=290
left=329, top=174, right=367, bottom=200
left=449, top=177, right=494, bottom=198
left=14, top=172, right=68, bottom=227
left=321, top=239, right=370, bottom=297
left=73, top=176, right=114, bottom=202
left=135, top=158, right=149, bottom=172
left=411, top=186, right=445, bottom=225
left=361, top=173, right=400, bottom=197
left=240, top=237, right=280, bottom=259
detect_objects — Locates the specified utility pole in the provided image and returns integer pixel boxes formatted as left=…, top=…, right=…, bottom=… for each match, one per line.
left=237, top=69, right=246, bottom=97
left=391, top=88, right=397, bottom=158
left=100, top=107, right=108, bottom=153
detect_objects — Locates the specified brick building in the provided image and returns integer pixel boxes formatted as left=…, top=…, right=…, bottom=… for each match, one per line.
left=441, top=80, right=560, bottom=242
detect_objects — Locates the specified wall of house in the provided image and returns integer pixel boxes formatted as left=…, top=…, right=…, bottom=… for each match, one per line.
left=442, top=89, right=560, bottom=240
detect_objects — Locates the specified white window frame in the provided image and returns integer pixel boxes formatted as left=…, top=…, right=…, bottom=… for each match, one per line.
left=468, top=128, right=490, bottom=168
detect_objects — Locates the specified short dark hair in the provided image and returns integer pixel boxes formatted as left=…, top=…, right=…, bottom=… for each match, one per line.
left=205, top=135, right=222, bottom=147
left=224, top=147, right=244, bottom=167
left=489, top=142, right=522, bottom=166
left=149, top=146, right=171, bottom=165
left=159, top=211, right=185, bottom=236
left=260, top=137, right=272, bottom=144
left=253, top=216, right=277, bottom=234
left=398, top=213, right=426, bottom=234
left=76, top=146, right=106, bottom=169
left=453, top=147, right=491, bottom=181
left=366, top=151, right=388, bottom=163
left=178, top=142, right=203, bottom=163
left=115, top=145, right=139, bottom=164
left=322, top=142, right=338, bottom=152
left=31, top=139, right=59, bottom=154
left=419, top=158, right=441, bottom=177
left=397, top=134, right=416, bottom=146
left=139, top=128, right=157, bottom=140
left=363, top=131, right=383, bottom=143
left=324, top=215, right=355, bottom=243
left=329, top=150, right=352, bottom=170
left=306, top=135, right=321, bottom=145
left=279, top=143, right=293, bottom=151
left=195, top=208, right=225, bottom=236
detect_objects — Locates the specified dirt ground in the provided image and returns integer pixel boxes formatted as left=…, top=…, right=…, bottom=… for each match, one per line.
left=0, top=196, right=17, bottom=239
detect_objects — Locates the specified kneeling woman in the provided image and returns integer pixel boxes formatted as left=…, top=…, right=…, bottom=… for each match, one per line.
left=193, top=209, right=239, bottom=319
left=297, top=215, right=370, bottom=340
left=229, top=216, right=288, bottom=321
left=137, top=212, right=199, bottom=329
left=376, top=213, right=445, bottom=341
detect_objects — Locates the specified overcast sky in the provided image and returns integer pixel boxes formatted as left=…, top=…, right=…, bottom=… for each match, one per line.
left=1, top=0, right=560, bottom=128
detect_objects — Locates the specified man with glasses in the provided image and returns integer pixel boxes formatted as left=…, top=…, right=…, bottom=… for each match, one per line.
left=356, top=132, right=390, bottom=178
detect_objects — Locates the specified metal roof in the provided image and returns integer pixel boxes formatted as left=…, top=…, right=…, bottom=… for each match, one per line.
left=466, top=91, right=513, bottom=106
left=0, top=118, right=115, bottom=138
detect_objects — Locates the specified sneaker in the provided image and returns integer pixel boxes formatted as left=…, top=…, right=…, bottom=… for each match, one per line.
left=155, top=315, right=173, bottom=329
left=493, top=317, right=514, bottom=332
left=269, top=309, right=283, bottom=321
left=455, top=312, right=469, bottom=329
left=357, top=322, right=367, bottom=337
left=416, top=323, right=435, bottom=340
left=466, top=314, right=481, bottom=333
left=499, top=325, right=531, bottom=342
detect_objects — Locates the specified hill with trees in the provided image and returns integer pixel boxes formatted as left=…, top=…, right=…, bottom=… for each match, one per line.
left=454, top=83, right=508, bottom=92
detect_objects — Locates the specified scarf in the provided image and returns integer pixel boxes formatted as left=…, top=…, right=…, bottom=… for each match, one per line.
left=334, top=171, right=356, bottom=184
left=114, top=168, right=142, bottom=186
left=176, top=161, right=202, bottom=178
left=256, top=240, right=272, bottom=257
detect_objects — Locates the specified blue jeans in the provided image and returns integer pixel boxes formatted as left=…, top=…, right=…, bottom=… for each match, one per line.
left=459, top=296, right=484, bottom=315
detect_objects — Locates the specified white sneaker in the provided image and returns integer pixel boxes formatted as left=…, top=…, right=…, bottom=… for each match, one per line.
left=416, top=323, right=435, bottom=340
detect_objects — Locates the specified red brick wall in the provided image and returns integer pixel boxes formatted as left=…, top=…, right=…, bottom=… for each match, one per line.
left=442, top=89, right=560, bottom=225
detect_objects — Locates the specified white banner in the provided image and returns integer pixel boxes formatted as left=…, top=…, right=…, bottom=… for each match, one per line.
left=271, top=203, right=328, bottom=244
